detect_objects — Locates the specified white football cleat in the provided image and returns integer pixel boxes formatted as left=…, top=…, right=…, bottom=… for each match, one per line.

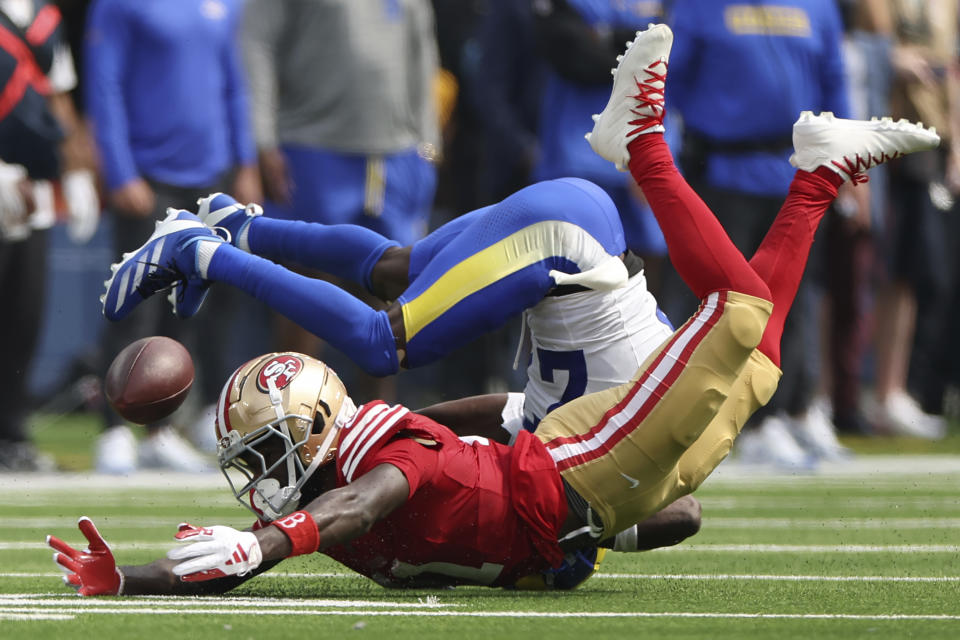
left=95, top=425, right=138, bottom=475
left=865, top=390, right=947, bottom=441
left=586, top=23, right=673, bottom=170
left=787, top=398, right=853, bottom=462
left=139, top=426, right=216, bottom=473
left=736, top=414, right=818, bottom=472
left=789, top=111, right=940, bottom=183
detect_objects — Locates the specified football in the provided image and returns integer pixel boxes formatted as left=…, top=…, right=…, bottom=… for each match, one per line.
left=104, top=336, right=195, bottom=425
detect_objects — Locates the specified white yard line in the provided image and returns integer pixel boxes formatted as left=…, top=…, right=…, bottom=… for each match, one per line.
left=9, top=516, right=960, bottom=530
left=6, top=572, right=959, bottom=583
left=701, top=517, right=960, bottom=529
left=0, top=612, right=74, bottom=621
left=0, top=605, right=956, bottom=622
left=710, top=455, right=960, bottom=478
left=5, top=541, right=960, bottom=552
left=658, top=544, right=960, bottom=552
left=699, top=497, right=960, bottom=510
left=595, top=573, right=960, bottom=582
left=0, top=455, right=957, bottom=493
left=0, top=595, right=449, bottom=609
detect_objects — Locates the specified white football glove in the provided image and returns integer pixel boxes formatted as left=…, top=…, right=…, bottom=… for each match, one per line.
left=63, top=169, right=100, bottom=244
left=167, top=523, right=263, bottom=582
left=0, top=163, right=30, bottom=240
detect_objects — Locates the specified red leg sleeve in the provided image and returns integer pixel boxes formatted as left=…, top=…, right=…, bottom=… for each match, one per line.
left=626, top=134, right=770, bottom=302
left=750, top=167, right=842, bottom=365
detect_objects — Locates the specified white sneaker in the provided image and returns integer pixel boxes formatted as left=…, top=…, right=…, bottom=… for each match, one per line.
left=788, top=398, right=853, bottom=462
left=789, top=112, right=940, bottom=183
left=188, top=403, right=219, bottom=454
left=737, top=414, right=818, bottom=471
left=95, top=425, right=138, bottom=475
left=139, top=426, right=216, bottom=473
left=868, top=390, right=947, bottom=440
left=586, top=23, right=673, bottom=170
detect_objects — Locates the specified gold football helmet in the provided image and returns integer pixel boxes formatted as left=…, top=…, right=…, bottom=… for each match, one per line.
left=214, top=352, right=356, bottom=521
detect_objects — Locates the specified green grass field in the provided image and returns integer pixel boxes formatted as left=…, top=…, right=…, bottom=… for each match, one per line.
left=2, top=415, right=959, bottom=638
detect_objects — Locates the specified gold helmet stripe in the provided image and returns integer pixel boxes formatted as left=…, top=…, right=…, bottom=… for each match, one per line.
left=216, top=363, right=245, bottom=441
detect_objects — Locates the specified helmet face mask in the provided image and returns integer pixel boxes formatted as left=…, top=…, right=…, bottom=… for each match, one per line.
left=219, top=419, right=309, bottom=521
left=214, top=353, right=355, bottom=521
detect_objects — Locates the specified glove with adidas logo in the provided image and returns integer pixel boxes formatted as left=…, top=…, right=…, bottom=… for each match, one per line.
left=168, top=523, right=263, bottom=582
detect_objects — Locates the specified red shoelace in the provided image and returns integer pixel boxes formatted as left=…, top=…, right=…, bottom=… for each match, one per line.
left=831, top=150, right=902, bottom=185
left=628, top=59, right=667, bottom=136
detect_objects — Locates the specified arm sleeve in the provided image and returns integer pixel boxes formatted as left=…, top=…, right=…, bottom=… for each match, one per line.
left=247, top=218, right=400, bottom=290
left=533, top=0, right=635, bottom=85
left=240, top=0, right=283, bottom=150
left=222, top=5, right=257, bottom=165
left=83, top=0, right=138, bottom=189
left=207, top=246, right=400, bottom=376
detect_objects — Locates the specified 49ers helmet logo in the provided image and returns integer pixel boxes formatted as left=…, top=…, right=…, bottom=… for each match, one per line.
left=256, top=356, right=304, bottom=392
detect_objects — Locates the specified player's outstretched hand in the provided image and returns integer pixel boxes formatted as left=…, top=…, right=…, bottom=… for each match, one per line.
left=167, top=523, right=263, bottom=582
left=47, top=517, right=122, bottom=596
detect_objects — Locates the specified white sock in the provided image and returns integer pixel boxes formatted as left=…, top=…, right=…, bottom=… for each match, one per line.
left=613, top=525, right=639, bottom=552
left=196, top=240, right=222, bottom=279
left=500, top=392, right=526, bottom=446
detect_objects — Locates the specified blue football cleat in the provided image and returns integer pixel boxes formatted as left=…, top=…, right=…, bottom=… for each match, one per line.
left=165, top=236, right=218, bottom=319
left=513, top=547, right=607, bottom=590
left=101, top=209, right=223, bottom=321
left=196, top=192, right=262, bottom=252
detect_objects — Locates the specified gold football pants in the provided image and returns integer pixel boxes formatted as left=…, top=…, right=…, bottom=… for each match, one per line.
left=536, top=290, right=781, bottom=539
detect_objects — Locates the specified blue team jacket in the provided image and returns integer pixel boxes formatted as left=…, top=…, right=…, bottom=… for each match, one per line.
left=535, top=0, right=664, bottom=185
left=84, top=0, right=255, bottom=190
left=667, top=0, right=850, bottom=196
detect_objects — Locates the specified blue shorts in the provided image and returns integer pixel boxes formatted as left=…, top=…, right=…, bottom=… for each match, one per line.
left=265, top=145, right=437, bottom=245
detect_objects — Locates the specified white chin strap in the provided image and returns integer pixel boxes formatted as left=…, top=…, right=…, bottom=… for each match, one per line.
left=266, top=377, right=300, bottom=491
left=256, top=382, right=357, bottom=521
left=251, top=478, right=300, bottom=520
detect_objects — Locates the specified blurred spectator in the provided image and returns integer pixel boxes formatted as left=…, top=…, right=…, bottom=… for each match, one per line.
left=240, top=0, right=440, bottom=403
left=666, top=0, right=852, bottom=467
left=0, top=0, right=97, bottom=471
left=471, top=0, right=545, bottom=204
left=448, top=0, right=546, bottom=399
left=85, top=0, right=261, bottom=473
left=865, top=0, right=958, bottom=439
left=431, top=0, right=486, bottom=215
left=531, top=0, right=668, bottom=296
left=808, top=0, right=891, bottom=439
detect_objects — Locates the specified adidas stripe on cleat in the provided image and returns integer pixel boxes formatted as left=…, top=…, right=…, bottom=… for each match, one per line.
left=101, top=209, right=223, bottom=322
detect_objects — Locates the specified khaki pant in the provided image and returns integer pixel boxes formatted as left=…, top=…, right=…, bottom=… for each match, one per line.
left=536, top=290, right=781, bottom=539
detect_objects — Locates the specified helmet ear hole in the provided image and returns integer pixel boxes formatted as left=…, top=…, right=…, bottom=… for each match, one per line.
left=316, top=398, right=332, bottom=419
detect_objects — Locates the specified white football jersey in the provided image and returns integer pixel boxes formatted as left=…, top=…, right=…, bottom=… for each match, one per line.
left=521, top=270, right=673, bottom=428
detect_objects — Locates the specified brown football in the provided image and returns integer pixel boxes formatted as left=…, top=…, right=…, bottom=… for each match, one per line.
left=105, top=336, right=195, bottom=424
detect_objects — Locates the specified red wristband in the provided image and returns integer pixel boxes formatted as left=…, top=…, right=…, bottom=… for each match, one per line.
left=271, top=510, right=320, bottom=557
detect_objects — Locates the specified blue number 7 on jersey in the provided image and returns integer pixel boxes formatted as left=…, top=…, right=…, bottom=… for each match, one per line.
left=538, top=348, right=588, bottom=416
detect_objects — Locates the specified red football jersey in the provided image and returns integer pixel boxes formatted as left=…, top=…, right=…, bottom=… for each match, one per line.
left=323, top=401, right=567, bottom=588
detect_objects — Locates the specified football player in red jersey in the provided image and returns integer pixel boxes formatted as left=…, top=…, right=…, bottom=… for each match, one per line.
left=49, top=25, right=940, bottom=596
